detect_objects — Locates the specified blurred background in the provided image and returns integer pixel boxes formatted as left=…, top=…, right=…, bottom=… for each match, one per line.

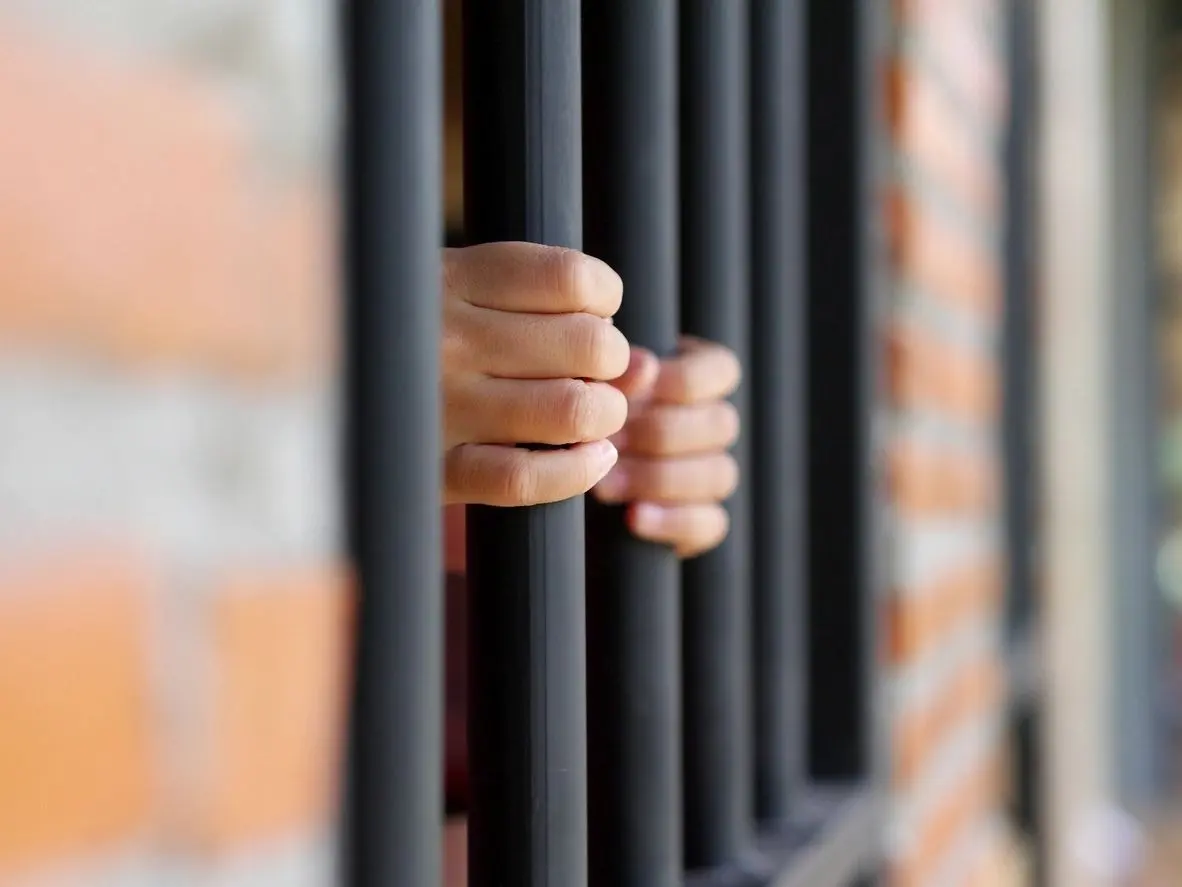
left=0, top=1, right=1179, bottom=885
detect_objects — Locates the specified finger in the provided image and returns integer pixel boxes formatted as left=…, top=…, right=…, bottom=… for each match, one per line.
left=592, top=453, right=739, bottom=504
left=451, top=377, right=628, bottom=447
left=610, top=346, right=661, bottom=400
left=445, top=440, right=619, bottom=507
left=652, top=337, right=742, bottom=405
left=459, top=308, right=630, bottom=380
left=626, top=502, right=730, bottom=558
left=444, top=242, right=623, bottom=318
left=614, top=400, right=739, bottom=457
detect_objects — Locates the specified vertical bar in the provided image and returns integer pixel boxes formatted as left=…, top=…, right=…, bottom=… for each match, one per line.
left=462, top=2, right=588, bottom=886
left=806, top=0, right=872, bottom=781
left=749, top=0, right=807, bottom=825
left=582, top=3, right=681, bottom=886
left=1002, top=3, right=1045, bottom=882
left=679, top=0, right=754, bottom=871
left=342, top=0, right=443, bottom=884
left=1003, top=0, right=1038, bottom=640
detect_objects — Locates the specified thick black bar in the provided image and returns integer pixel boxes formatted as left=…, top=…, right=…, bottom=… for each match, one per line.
left=1003, top=4, right=1044, bottom=884
left=806, top=0, right=871, bottom=780
left=342, top=0, right=443, bottom=885
left=462, top=2, right=588, bottom=886
left=1002, top=0, right=1039, bottom=640
left=679, top=0, right=754, bottom=871
left=583, top=3, right=682, bottom=887
left=749, top=0, right=807, bottom=825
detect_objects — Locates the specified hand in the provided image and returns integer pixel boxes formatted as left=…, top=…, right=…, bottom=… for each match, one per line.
left=443, top=242, right=631, bottom=506
left=593, top=336, right=741, bottom=557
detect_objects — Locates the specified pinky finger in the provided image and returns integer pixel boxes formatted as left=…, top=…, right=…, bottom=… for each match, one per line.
left=625, top=502, right=730, bottom=558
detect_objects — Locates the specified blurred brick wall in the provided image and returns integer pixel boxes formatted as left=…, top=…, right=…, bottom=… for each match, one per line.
left=0, top=3, right=345, bottom=885
left=881, top=1, right=1017, bottom=884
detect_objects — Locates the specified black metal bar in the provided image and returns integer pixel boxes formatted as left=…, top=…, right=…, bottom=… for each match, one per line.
left=749, top=0, right=807, bottom=825
left=679, top=0, right=754, bottom=871
left=462, top=2, right=588, bottom=886
left=806, top=0, right=871, bottom=781
left=1002, top=0, right=1038, bottom=641
left=342, top=0, right=443, bottom=884
left=582, top=3, right=682, bottom=887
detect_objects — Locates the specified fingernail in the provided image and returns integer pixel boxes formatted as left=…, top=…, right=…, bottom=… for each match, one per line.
left=584, top=254, right=622, bottom=296
left=628, top=346, right=654, bottom=370
left=590, top=439, right=619, bottom=472
left=631, top=502, right=666, bottom=532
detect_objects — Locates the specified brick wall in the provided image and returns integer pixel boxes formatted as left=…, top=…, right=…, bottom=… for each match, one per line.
left=881, top=1, right=1018, bottom=884
left=0, top=3, right=345, bottom=885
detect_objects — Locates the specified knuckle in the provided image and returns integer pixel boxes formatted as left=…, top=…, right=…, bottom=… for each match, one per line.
left=549, top=248, right=591, bottom=311
left=577, top=322, right=629, bottom=380
left=556, top=379, right=603, bottom=441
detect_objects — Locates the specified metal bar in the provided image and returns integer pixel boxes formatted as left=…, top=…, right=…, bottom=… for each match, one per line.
left=462, top=2, right=588, bottom=886
left=749, top=0, right=807, bottom=825
left=679, top=0, right=754, bottom=870
left=1002, top=0, right=1038, bottom=640
left=582, top=2, right=682, bottom=886
left=806, top=0, right=872, bottom=781
left=1003, top=5, right=1045, bottom=884
left=341, top=0, right=443, bottom=884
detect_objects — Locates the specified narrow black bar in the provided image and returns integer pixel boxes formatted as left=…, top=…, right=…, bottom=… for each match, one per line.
left=342, top=1, right=443, bottom=885
left=462, top=2, right=588, bottom=886
left=806, top=0, right=871, bottom=781
left=679, top=0, right=754, bottom=870
left=749, top=0, right=807, bottom=824
left=583, top=3, right=682, bottom=886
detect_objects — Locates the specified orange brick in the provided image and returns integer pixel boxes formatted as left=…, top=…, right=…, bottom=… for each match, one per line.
left=183, top=564, right=352, bottom=850
left=886, top=559, right=1003, bottom=666
left=886, top=322, right=999, bottom=422
left=884, top=59, right=1001, bottom=226
left=885, top=188, right=1002, bottom=319
left=0, top=30, right=334, bottom=380
left=888, top=440, right=999, bottom=517
left=893, top=652, right=1004, bottom=788
left=895, top=746, right=1000, bottom=884
left=0, top=551, right=153, bottom=874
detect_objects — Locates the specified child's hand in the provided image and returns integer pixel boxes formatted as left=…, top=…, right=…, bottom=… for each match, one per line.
left=594, top=336, right=741, bottom=557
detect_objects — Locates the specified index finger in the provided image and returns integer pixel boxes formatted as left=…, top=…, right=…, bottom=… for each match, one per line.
left=651, top=336, right=742, bottom=405
left=444, top=242, right=623, bottom=318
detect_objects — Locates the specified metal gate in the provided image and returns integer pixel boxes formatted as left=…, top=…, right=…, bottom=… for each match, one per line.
left=340, top=1, right=884, bottom=885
